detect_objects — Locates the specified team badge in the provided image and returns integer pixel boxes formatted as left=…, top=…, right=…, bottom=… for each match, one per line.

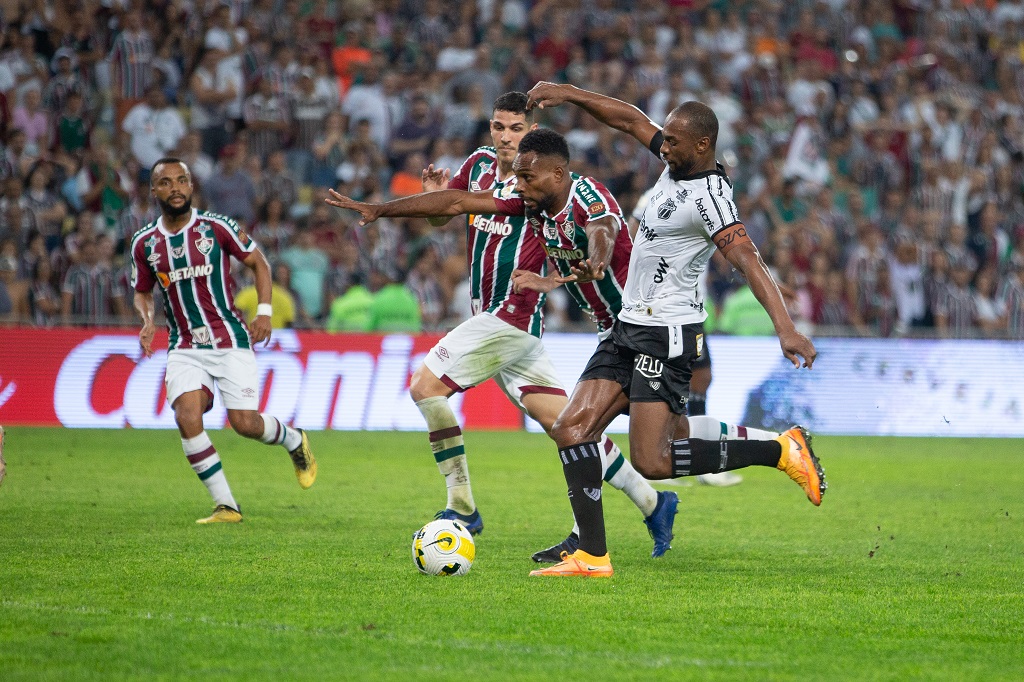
left=658, top=197, right=677, bottom=220
left=587, top=202, right=605, bottom=215
left=499, top=183, right=516, bottom=198
left=560, top=220, right=575, bottom=241
left=171, top=245, right=185, bottom=259
left=195, top=236, right=214, bottom=256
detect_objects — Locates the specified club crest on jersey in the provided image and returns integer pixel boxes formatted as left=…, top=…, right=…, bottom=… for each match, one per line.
left=195, top=236, right=214, bottom=256
left=171, top=245, right=185, bottom=259
left=560, top=220, right=575, bottom=241
left=499, top=183, right=516, bottom=198
left=658, top=197, right=677, bottom=220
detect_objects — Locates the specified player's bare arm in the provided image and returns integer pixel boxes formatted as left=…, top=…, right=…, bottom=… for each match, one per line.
left=422, top=164, right=453, bottom=228
left=512, top=267, right=561, bottom=294
left=559, top=215, right=618, bottom=284
left=243, top=248, right=273, bottom=347
left=716, top=223, right=817, bottom=369
left=527, top=82, right=661, bottom=149
left=326, top=188, right=508, bottom=225
left=134, top=290, right=156, bottom=358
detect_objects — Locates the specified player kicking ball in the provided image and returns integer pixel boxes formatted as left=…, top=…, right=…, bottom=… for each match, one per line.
left=131, top=158, right=316, bottom=524
left=520, top=83, right=825, bottom=577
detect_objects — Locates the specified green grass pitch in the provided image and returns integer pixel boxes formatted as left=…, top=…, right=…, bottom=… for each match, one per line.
left=0, top=427, right=1022, bottom=680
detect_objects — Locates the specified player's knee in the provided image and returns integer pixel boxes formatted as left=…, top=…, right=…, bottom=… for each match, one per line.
left=409, top=366, right=446, bottom=402
left=228, top=411, right=262, bottom=438
left=630, top=454, right=667, bottom=480
left=174, top=406, right=203, bottom=433
left=550, top=413, right=592, bottom=449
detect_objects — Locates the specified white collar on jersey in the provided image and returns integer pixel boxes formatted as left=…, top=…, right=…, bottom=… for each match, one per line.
left=156, top=208, right=199, bottom=237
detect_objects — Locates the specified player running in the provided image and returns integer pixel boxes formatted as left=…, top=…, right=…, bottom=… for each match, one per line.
left=130, top=158, right=316, bottom=524
left=326, top=128, right=804, bottom=564
left=395, top=92, right=677, bottom=559
left=519, top=83, right=825, bottom=577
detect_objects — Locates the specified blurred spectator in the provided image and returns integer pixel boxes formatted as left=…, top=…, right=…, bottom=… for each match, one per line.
left=204, top=144, right=258, bottom=225
left=122, top=87, right=187, bottom=181
left=367, top=268, right=421, bottom=333
left=0, top=238, right=27, bottom=321
left=27, top=257, right=60, bottom=326
left=13, top=88, right=49, bottom=156
left=234, top=261, right=297, bottom=329
left=935, top=259, right=979, bottom=338
left=109, top=10, right=154, bottom=125
left=189, top=48, right=235, bottom=159
left=259, top=151, right=298, bottom=213
left=326, top=276, right=373, bottom=332
left=281, top=227, right=329, bottom=320
left=24, top=163, right=68, bottom=250
left=60, top=237, right=124, bottom=325
left=311, top=110, right=348, bottom=188
left=717, top=284, right=775, bottom=336
left=251, top=197, right=295, bottom=256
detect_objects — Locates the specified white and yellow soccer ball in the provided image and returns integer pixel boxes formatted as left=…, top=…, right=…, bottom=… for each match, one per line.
left=412, top=519, right=476, bottom=576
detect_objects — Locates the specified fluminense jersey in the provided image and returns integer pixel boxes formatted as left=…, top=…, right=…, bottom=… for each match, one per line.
left=494, top=173, right=630, bottom=336
left=449, top=146, right=547, bottom=337
left=620, top=135, right=740, bottom=327
left=131, top=208, right=255, bottom=350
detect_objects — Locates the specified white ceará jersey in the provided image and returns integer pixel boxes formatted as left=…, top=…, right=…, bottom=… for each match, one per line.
left=619, top=164, right=740, bottom=326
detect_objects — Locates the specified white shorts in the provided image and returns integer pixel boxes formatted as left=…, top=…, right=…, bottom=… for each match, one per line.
left=423, top=313, right=566, bottom=408
left=165, top=348, right=259, bottom=411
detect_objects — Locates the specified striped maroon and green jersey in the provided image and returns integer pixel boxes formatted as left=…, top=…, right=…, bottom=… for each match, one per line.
left=130, top=208, right=255, bottom=350
left=494, top=173, right=630, bottom=336
left=449, top=146, right=548, bottom=338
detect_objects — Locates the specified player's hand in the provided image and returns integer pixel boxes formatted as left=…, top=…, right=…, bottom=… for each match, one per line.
left=139, top=321, right=156, bottom=358
left=421, top=164, right=451, bottom=192
left=250, top=314, right=272, bottom=347
left=512, top=269, right=560, bottom=293
left=779, top=329, right=816, bottom=369
left=527, top=81, right=572, bottom=110
left=558, top=259, right=605, bottom=284
left=325, top=189, right=382, bottom=225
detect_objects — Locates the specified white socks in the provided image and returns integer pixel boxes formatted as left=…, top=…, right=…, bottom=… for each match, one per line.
left=259, top=413, right=303, bottom=451
left=687, top=415, right=778, bottom=441
left=182, top=432, right=237, bottom=510
left=416, top=396, right=475, bottom=515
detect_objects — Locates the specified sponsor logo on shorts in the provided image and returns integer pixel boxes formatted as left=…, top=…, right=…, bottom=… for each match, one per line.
left=435, top=346, right=450, bottom=361
left=649, top=381, right=661, bottom=391
left=696, top=333, right=704, bottom=356
left=242, top=387, right=256, bottom=397
left=635, top=354, right=663, bottom=379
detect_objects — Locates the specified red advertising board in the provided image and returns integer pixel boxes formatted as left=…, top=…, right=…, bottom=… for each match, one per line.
left=0, top=327, right=524, bottom=430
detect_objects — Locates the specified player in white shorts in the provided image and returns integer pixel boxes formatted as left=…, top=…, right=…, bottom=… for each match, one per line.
left=132, top=157, right=317, bottom=524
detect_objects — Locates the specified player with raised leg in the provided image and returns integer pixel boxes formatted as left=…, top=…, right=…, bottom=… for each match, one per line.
left=405, top=93, right=677, bottom=557
left=521, top=83, right=824, bottom=577
left=131, top=158, right=316, bottom=524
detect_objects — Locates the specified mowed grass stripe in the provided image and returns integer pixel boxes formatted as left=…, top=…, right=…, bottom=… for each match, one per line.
left=0, top=428, right=1021, bottom=681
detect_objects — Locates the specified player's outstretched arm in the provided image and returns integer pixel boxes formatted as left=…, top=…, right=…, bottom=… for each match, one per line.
left=242, top=249, right=273, bottom=347
left=558, top=215, right=618, bottom=284
left=134, top=290, right=156, bottom=358
left=716, top=224, right=816, bottom=369
left=325, top=188, right=508, bottom=225
left=512, top=268, right=562, bottom=294
left=422, top=164, right=453, bottom=228
left=527, top=82, right=661, bottom=149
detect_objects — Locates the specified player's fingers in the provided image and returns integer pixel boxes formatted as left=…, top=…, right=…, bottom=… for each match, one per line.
left=783, top=349, right=800, bottom=368
left=554, top=275, right=577, bottom=283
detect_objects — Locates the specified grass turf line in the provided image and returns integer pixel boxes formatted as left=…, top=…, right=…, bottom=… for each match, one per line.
left=0, top=428, right=1021, bottom=680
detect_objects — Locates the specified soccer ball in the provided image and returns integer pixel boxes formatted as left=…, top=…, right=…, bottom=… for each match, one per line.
left=411, top=519, right=476, bottom=576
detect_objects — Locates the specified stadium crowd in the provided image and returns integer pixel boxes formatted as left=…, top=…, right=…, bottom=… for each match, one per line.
left=0, top=0, right=1023, bottom=338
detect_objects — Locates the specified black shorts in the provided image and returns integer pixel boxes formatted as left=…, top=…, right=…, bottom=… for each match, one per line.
left=579, top=321, right=705, bottom=415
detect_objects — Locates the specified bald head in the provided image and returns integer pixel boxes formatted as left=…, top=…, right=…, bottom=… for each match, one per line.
left=668, top=101, right=719, bottom=148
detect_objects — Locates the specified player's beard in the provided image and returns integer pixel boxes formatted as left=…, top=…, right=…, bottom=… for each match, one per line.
left=158, top=195, right=192, bottom=218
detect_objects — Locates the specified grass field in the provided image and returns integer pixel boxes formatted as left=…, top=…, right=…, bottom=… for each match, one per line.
left=0, top=427, right=1022, bottom=680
